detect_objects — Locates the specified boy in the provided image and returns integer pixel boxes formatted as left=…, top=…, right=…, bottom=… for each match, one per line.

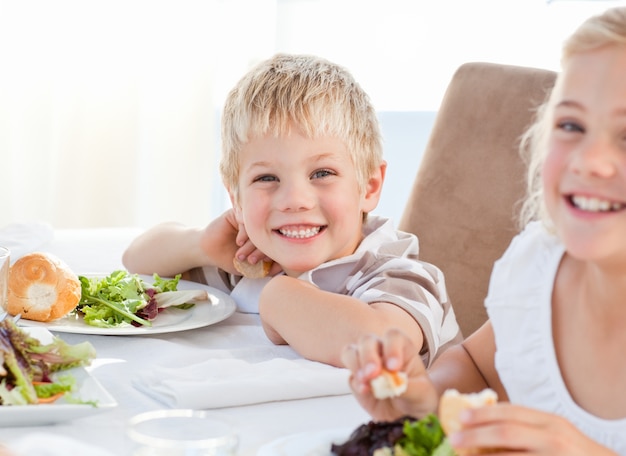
left=122, top=53, right=461, bottom=367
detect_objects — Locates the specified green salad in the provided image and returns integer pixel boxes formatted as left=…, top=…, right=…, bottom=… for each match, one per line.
left=77, top=270, right=209, bottom=328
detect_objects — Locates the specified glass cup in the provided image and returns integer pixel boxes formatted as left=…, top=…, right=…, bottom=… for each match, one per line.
left=127, top=409, right=239, bottom=456
left=0, top=247, right=9, bottom=311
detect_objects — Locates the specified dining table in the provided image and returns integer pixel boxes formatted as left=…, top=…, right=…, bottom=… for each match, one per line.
left=0, top=223, right=371, bottom=455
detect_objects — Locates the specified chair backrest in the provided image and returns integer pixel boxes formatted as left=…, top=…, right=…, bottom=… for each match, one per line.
left=398, top=62, right=557, bottom=337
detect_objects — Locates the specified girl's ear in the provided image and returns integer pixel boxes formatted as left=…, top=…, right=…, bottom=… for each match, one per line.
left=362, top=161, right=387, bottom=213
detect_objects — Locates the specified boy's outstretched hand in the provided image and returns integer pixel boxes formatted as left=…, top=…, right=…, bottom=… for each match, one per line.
left=341, top=329, right=440, bottom=422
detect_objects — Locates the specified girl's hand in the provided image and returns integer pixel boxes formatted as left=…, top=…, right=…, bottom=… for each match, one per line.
left=341, top=329, right=439, bottom=422
left=450, top=403, right=618, bottom=455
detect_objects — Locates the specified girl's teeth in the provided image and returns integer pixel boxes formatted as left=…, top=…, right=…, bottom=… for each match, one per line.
left=572, top=195, right=624, bottom=212
left=279, top=227, right=321, bottom=238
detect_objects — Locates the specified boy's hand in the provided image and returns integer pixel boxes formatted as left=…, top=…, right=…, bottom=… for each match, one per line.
left=233, top=221, right=274, bottom=270
left=200, top=209, right=277, bottom=276
left=198, top=209, right=249, bottom=274
left=341, top=329, right=439, bottom=422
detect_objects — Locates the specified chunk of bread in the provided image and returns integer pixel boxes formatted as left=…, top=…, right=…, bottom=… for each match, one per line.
left=233, top=257, right=272, bottom=279
left=439, top=388, right=498, bottom=455
left=7, top=252, right=81, bottom=322
left=370, top=369, right=408, bottom=399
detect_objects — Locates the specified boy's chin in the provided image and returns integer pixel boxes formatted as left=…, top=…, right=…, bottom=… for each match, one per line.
left=278, top=261, right=320, bottom=277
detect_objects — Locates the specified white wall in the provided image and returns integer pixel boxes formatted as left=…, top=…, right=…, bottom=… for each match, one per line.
left=374, top=112, right=437, bottom=223
left=2, top=0, right=626, bottom=228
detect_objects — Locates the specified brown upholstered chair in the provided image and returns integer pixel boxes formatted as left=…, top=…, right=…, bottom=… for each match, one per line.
left=398, top=62, right=557, bottom=338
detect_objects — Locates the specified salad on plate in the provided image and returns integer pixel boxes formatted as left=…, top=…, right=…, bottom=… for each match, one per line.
left=77, top=270, right=211, bottom=328
left=331, top=414, right=455, bottom=456
left=0, top=316, right=96, bottom=406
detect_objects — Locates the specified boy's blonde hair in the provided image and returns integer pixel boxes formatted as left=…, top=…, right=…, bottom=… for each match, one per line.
left=519, top=6, right=626, bottom=229
left=219, top=53, right=383, bottom=203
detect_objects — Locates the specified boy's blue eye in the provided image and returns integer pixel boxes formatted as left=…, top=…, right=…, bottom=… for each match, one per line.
left=557, top=120, right=584, bottom=133
left=311, top=169, right=334, bottom=179
left=254, top=175, right=277, bottom=182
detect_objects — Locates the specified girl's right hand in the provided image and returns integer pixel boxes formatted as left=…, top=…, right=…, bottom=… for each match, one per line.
left=341, top=329, right=440, bottom=422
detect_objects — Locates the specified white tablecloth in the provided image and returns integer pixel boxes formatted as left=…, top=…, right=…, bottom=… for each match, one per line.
left=0, top=226, right=369, bottom=455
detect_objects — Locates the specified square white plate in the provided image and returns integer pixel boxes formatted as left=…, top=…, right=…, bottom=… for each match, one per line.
left=0, top=327, right=118, bottom=426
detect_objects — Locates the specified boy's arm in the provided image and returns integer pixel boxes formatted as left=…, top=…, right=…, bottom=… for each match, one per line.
left=122, top=210, right=242, bottom=277
left=258, top=275, right=425, bottom=367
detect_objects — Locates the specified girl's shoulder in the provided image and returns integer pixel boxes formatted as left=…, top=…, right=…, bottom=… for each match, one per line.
left=486, top=221, right=564, bottom=301
left=505, top=220, right=560, bottom=256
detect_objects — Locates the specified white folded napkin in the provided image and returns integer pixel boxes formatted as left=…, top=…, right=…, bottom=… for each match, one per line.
left=6, top=433, right=116, bottom=456
left=0, top=222, right=54, bottom=262
left=133, top=358, right=351, bottom=409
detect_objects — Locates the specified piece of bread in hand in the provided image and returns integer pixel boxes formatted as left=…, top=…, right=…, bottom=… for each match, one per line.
left=233, top=257, right=272, bottom=279
left=439, top=388, right=498, bottom=455
left=7, top=252, right=81, bottom=322
left=370, top=369, right=408, bottom=399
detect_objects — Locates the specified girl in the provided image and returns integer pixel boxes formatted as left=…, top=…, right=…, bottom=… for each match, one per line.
left=342, top=6, right=626, bottom=455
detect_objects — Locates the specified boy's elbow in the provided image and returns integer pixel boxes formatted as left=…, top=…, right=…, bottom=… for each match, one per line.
left=121, top=249, right=141, bottom=274
left=259, top=315, right=286, bottom=346
left=121, top=249, right=134, bottom=272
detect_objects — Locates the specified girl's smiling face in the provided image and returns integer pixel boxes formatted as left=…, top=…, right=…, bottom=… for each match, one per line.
left=233, top=128, right=384, bottom=277
left=542, top=44, right=626, bottom=266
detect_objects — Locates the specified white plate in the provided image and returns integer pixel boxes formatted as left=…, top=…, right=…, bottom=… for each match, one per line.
left=257, top=428, right=352, bottom=456
left=19, top=275, right=237, bottom=335
left=0, top=327, right=117, bottom=426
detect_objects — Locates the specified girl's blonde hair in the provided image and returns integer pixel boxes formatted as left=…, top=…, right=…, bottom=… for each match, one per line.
left=219, top=53, right=383, bottom=203
left=519, top=6, right=626, bottom=229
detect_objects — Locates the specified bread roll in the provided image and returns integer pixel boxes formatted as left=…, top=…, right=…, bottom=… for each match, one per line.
left=7, top=252, right=81, bottom=322
left=439, top=388, right=498, bottom=455
left=370, top=369, right=408, bottom=399
left=233, top=257, right=272, bottom=279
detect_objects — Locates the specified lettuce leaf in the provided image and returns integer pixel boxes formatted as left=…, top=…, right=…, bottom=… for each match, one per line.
left=33, top=375, right=75, bottom=398
left=396, top=414, right=446, bottom=456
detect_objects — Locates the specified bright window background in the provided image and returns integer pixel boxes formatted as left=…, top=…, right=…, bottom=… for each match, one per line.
left=1, top=0, right=624, bottom=229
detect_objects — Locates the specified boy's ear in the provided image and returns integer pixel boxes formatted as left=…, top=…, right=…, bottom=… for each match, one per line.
left=228, top=190, right=244, bottom=223
left=362, top=161, right=387, bottom=212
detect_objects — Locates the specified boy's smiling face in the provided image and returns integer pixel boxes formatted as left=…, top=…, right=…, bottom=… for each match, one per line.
left=233, top=128, right=384, bottom=277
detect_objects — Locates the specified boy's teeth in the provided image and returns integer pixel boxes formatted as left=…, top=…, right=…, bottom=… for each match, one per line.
left=279, top=227, right=321, bottom=238
left=572, top=195, right=625, bottom=212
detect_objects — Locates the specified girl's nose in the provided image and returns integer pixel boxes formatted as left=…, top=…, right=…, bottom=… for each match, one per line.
left=570, top=135, right=617, bottom=178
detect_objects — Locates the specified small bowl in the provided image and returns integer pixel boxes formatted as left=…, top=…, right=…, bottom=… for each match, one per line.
left=127, top=409, right=239, bottom=455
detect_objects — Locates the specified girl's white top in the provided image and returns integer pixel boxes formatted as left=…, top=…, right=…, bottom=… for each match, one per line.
left=487, top=221, right=626, bottom=454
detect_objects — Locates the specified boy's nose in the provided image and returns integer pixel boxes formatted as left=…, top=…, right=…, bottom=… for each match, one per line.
left=275, top=180, right=315, bottom=212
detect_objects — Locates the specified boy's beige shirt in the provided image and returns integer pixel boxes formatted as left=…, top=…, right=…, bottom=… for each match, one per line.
left=190, top=215, right=462, bottom=366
